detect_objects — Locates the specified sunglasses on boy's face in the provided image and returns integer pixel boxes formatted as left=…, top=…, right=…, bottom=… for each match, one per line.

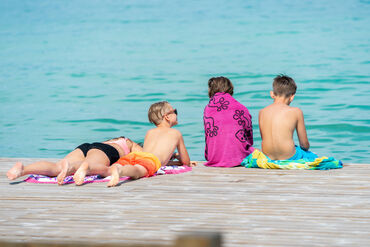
left=167, top=109, right=178, bottom=116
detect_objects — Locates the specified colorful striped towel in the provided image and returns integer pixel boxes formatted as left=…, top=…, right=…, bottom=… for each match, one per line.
left=25, top=165, right=192, bottom=184
left=241, top=149, right=343, bottom=170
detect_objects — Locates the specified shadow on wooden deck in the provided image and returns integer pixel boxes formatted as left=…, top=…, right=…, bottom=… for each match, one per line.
left=1, top=231, right=221, bottom=247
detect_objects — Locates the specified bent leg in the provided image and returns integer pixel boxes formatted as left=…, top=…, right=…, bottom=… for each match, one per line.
left=56, top=159, right=84, bottom=185
left=55, top=149, right=86, bottom=185
left=73, top=149, right=111, bottom=185
left=107, top=164, right=147, bottom=187
left=63, top=148, right=86, bottom=166
left=73, top=161, right=112, bottom=186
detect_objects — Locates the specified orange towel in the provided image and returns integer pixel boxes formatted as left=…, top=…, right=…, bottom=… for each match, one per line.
left=115, top=152, right=161, bottom=177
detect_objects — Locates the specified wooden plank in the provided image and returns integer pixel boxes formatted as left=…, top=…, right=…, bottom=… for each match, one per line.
left=0, top=158, right=369, bottom=246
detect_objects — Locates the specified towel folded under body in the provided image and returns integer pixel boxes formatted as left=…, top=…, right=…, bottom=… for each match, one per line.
left=241, top=146, right=343, bottom=170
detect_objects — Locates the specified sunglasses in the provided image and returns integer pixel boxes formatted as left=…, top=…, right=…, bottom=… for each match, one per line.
left=167, top=109, right=178, bottom=116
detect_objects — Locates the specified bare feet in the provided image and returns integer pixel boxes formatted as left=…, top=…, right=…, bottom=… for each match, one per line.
left=107, top=165, right=120, bottom=187
left=7, top=162, right=24, bottom=180
left=73, top=162, right=89, bottom=185
left=189, top=161, right=197, bottom=167
left=57, top=159, right=70, bottom=185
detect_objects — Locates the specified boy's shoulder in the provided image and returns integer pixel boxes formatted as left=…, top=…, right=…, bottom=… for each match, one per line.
left=288, top=106, right=303, bottom=115
left=259, top=104, right=274, bottom=113
left=259, top=104, right=302, bottom=115
left=282, top=106, right=304, bottom=120
left=147, top=127, right=182, bottom=136
left=169, top=128, right=182, bottom=138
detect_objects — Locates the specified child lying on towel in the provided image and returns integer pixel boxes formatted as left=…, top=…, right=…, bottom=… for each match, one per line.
left=7, top=136, right=143, bottom=184
left=106, top=101, right=196, bottom=187
left=242, top=75, right=342, bottom=169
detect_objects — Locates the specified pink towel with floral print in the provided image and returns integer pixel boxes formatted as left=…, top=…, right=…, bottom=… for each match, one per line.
left=203, top=92, right=254, bottom=167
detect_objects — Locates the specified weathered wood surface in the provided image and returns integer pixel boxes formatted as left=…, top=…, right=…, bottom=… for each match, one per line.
left=1, top=158, right=369, bottom=246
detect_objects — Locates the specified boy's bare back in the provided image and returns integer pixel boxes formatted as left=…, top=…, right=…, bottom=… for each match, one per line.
left=143, top=127, right=189, bottom=166
left=106, top=102, right=193, bottom=187
left=259, top=75, right=310, bottom=160
left=259, top=104, right=303, bottom=159
left=144, top=101, right=191, bottom=167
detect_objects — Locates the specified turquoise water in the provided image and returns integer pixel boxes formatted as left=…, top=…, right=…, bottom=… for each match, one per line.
left=0, top=0, right=369, bottom=163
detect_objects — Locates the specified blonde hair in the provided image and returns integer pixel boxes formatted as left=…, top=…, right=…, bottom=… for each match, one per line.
left=148, top=101, right=172, bottom=125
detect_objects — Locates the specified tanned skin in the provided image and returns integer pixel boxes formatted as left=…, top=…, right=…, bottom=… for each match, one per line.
left=107, top=104, right=196, bottom=187
left=259, top=91, right=309, bottom=160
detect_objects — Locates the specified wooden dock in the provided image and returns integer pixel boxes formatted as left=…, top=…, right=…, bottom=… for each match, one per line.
left=1, top=158, right=369, bottom=246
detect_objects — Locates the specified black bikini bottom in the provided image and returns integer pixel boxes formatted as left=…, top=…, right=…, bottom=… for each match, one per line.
left=75, top=142, right=119, bottom=165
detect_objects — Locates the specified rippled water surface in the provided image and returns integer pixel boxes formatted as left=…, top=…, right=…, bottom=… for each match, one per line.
left=0, top=0, right=369, bottom=163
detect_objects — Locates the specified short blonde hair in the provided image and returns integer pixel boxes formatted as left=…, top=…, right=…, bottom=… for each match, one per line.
left=148, top=101, right=172, bottom=125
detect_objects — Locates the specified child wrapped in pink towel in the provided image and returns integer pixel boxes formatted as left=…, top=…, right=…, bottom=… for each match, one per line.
left=203, top=77, right=254, bottom=167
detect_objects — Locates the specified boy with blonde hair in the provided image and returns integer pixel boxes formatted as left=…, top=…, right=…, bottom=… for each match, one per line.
left=259, top=75, right=318, bottom=160
left=107, top=101, right=195, bottom=187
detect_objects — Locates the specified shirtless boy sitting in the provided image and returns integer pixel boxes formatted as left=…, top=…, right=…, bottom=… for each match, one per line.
left=107, top=101, right=196, bottom=187
left=259, top=75, right=318, bottom=160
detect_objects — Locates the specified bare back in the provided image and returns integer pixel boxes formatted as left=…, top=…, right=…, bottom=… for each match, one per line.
left=259, top=103, right=308, bottom=160
left=143, top=127, right=190, bottom=166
